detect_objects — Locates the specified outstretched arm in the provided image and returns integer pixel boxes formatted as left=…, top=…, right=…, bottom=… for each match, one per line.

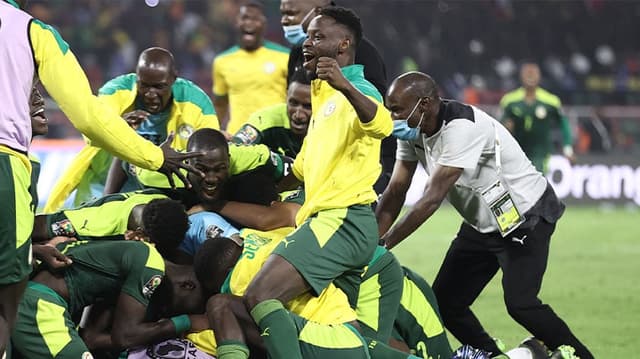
left=376, top=159, right=418, bottom=236
left=381, top=164, right=462, bottom=249
left=30, top=20, right=162, bottom=170
left=205, top=200, right=300, bottom=231
left=30, top=21, right=203, bottom=187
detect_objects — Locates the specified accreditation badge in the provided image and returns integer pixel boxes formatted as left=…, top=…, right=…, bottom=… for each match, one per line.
left=480, top=179, right=525, bottom=237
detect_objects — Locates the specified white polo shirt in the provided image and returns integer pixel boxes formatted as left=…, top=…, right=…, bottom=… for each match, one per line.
left=397, top=100, right=548, bottom=233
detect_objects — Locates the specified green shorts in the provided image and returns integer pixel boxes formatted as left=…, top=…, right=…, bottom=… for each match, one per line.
left=392, top=267, right=452, bottom=359
left=0, top=152, right=33, bottom=285
left=11, top=282, right=91, bottom=359
left=355, top=249, right=403, bottom=342
left=291, top=313, right=369, bottom=359
left=273, top=205, right=379, bottom=296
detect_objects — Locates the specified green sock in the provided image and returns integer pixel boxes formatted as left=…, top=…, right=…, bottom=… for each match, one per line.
left=365, top=337, right=421, bottom=359
left=217, top=340, right=250, bottom=359
left=250, top=299, right=303, bottom=359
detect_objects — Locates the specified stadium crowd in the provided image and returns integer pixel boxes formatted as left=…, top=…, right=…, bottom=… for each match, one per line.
left=1, top=0, right=599, bottom=359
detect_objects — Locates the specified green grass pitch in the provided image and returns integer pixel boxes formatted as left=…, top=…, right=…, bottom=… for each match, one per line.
left=391, top=205, right=639, bottom=357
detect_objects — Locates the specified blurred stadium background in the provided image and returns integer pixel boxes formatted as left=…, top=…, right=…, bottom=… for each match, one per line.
left=25, top=1, right=639, bottom=356
left=28, top=0, right=640, bottom=208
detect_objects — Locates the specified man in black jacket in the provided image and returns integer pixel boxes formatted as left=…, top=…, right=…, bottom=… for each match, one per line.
left=280, top=0, right=395, bottom=196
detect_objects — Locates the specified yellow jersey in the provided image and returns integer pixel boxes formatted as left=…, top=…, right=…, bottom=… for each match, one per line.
left=292, top=65, right=392, bottom=223
left=212, top=41, right=289, bottom=133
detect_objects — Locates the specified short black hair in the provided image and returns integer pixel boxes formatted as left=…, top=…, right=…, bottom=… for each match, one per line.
left=142, top=199, right=188, bottom=257
left=193, top=237, right=240, bottom=296
left=319, top=6, right=362, bottom=47
left=242, top=0, right=264, bottom=11
left=289, top=67, right=312, bottom=86
left=187, top=128, right=229, bottom=153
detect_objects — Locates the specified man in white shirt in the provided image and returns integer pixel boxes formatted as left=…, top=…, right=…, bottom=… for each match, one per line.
left=376, top=72, right=593, bottom=359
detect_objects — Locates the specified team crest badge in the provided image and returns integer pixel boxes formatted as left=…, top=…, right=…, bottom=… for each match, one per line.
left=178, top=124, right=195, bottom=139
left=51, top=219, right=76, bottom=237
left=127, top=162, right=138, bottom=176
left=235, top=125, right=259, bottom=144
left=82, top=352, right=94, bottom=359
left=264, top=62, right=276, bottom=74
left=142, top=275, right=163, bottom=299
left=535, top=105, right=547, bottom=119
left=324, top=101, right=336, bottom=117
left=206, top=225, right=224, bottom=240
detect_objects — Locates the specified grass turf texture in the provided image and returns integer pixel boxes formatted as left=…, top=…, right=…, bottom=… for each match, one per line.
left=391, top=205, right=639, bottom=358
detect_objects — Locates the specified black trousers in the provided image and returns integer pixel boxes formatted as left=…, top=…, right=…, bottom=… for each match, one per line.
left=432, top=219, right=593, bottom=358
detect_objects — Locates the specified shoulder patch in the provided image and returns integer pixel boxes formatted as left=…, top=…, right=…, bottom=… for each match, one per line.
left=206, top=224, right=224, bottom=240
left=232, top=124, right=260, bottom=145
left=142, top=275, right=163, bottom=299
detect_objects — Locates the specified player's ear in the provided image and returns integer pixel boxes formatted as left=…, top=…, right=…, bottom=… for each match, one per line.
left=339, top=38, right=350, bottom=53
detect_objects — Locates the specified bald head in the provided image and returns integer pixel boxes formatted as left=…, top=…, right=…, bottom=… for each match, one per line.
left=388, top=71, right=439, bottom=100
left=137, top=47, right=176, bottom=75
left=135, top=47, right=177, bottom=113
left=386, top=72, right=442, bottom=135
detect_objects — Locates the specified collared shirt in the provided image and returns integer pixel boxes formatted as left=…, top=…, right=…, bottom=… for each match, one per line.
left=397, top=99, right=548, bottom=233
left=292, top=64, right=392, bottom=223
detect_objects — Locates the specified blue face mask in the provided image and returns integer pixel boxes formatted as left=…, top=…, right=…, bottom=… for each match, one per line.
left=393, top=121, right=420, bottom=141
left=392, top=99, right=423, bottom=141
left=282, top=24, right=306, bottom=46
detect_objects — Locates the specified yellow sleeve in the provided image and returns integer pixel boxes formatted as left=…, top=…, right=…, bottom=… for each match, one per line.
left=43, top=145, right=101, bottom=213
left=358, top=100, right=393, bottom=139
left=97, top=87, right=133, bottom=116
left=212, top=57, right=227, bottom=97
left=292, top=138, right=306, bottom=181
left=29, top=20, right=163, bottom=170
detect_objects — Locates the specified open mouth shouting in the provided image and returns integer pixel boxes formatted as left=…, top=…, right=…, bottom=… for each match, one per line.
left=302, top=49, right=316, bottom=71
